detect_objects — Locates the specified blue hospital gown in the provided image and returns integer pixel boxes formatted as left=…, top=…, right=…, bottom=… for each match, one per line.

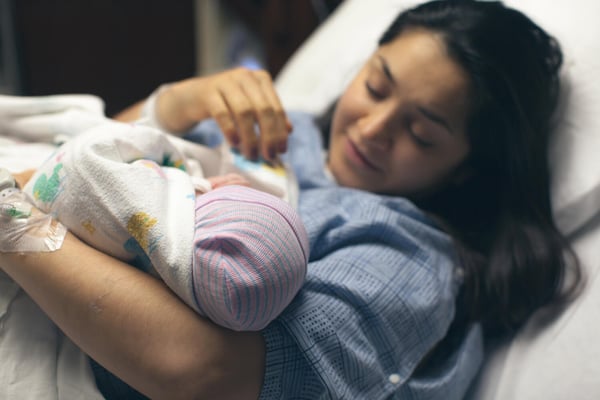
left=256, top=113, right=483, bottom=399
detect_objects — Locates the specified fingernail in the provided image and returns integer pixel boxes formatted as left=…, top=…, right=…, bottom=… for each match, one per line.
left=268, top=148, right=276, bottom=160
left=278, top=142, right=287, bottom=153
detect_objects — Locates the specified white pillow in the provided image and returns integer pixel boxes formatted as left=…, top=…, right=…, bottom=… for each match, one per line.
left=275, top=0, right=600, bottom=236
left=507, top=0, right=600, bottom=235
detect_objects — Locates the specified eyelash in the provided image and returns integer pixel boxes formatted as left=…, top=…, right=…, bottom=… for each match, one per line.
left=406, top=117, right=434, bottom=148
left=365, top=82, right=385, bottom=100
left=409, top=129, right=434, bottom=148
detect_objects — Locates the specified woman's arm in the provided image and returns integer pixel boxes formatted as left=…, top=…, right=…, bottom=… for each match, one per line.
left=0, top=232, right=265, bottom=400
left=114, top=68, right=292, bottom=162
left=113, top=100, right=145, bottom=123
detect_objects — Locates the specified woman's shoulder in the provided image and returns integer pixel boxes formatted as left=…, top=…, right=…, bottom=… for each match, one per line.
left=299, top=186, right=455, bottom=258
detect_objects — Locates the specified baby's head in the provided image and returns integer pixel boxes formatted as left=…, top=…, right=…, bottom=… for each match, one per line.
left=192, top=185, right=309, bottom=331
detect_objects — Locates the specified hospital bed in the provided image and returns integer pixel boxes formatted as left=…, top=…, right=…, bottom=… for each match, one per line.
left=1, top=0, right=599, bottom=398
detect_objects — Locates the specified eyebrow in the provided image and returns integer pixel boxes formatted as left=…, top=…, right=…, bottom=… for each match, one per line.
left=377, top=55, right=454, bottom=136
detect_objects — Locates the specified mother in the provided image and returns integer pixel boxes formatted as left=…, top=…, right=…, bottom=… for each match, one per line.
left=1, top=1, right=580, bottom=399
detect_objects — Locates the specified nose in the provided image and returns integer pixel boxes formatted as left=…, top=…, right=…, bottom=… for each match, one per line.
left=356, top=107, right=395, bottom=148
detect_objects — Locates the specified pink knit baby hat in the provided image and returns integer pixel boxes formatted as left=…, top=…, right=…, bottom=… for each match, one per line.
left=191, top=185, right=309, bottom=331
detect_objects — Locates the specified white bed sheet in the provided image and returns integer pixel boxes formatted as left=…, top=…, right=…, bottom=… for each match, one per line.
left=0, top=98, right=105, bottom=400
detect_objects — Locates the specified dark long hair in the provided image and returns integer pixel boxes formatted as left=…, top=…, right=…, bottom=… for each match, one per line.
left=378, top=0, right=581, bottom=337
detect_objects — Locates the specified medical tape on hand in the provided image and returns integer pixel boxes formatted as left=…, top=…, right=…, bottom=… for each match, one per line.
left=0, top=173, right=67, bottom=253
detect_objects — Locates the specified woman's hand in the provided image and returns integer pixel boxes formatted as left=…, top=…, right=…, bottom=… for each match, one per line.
left=157, top=68, right=292, bottom=162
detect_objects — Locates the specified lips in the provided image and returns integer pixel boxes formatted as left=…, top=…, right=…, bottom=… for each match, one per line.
left=345, top=138, right=383, bottom=172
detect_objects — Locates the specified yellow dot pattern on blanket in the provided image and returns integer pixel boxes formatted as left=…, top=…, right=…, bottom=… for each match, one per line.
left=82, top=220, right=96, bottom=235
left=127, top=212, right=158, bottom=251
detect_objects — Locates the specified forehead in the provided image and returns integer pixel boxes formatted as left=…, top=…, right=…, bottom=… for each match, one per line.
left=374, top=29, right=472, bottom=115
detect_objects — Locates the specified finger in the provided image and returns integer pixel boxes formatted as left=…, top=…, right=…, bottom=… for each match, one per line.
left=241, top=83, right=278, bottom=160
left=220, top=78, right=260, bottom=159
left=206, top=91, right=241, bottom=147
left=256, top=70, right=290, bottom=137
left=249, top=70, right=291, bottom=160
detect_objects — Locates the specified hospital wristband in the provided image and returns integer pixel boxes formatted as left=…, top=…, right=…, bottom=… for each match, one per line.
left=139, top=83, right=175, bottom=133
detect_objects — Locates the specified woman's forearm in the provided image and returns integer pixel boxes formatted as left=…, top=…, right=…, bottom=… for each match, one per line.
left=112, top=100, right=145, bottom=122
left=113, top=70, right=291, bottom=161
left=111, top=81, right=204, bottom=134
left=0, top=232, right=265, bottom=400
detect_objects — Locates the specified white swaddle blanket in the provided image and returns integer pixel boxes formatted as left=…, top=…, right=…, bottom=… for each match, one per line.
left=22, top=123, right=200, bottom=310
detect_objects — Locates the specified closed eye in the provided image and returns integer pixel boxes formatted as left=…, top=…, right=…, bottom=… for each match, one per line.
left=410, top=131, right=434, bottom=148
left=408, top=124, right=434, bottom=148
left=366, top=82, right=385, bottom=100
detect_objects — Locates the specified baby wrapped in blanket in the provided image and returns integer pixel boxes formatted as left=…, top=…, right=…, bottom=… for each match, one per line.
left=22, top=120, right=309, bottom=331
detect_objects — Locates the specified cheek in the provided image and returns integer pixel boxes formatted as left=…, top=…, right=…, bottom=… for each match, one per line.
left=385, top=142, right=466, bottom=196
left=332, top=81, right=366, bottom=131
left=386, top=149, right=432, bottom=190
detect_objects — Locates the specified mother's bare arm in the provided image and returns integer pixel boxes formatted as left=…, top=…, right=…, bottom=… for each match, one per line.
left=114, top=68, right=291, bottom=162
left=0, top=232, right=265, bottom=400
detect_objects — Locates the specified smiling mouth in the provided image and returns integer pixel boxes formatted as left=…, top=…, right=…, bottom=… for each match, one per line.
left=346, top=138, right=382, bottom=172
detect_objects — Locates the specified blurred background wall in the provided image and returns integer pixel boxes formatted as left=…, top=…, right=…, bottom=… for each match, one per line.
left=0, top=0, right=342, bottom=116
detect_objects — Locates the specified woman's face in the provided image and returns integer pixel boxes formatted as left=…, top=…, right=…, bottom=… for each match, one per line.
left=328, top=29, right=472, bottom=198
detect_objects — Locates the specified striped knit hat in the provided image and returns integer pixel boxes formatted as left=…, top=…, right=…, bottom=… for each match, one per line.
left=191, top=185, right=309, bottom=331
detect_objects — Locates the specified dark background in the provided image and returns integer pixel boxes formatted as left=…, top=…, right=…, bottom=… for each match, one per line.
left=4, top=0, right=342, bottom=116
